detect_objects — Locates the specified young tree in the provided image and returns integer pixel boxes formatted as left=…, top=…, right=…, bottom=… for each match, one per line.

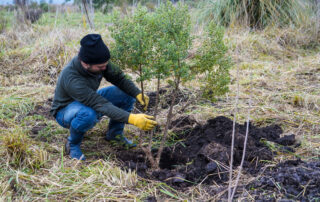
left=111, top=6, right=158, bottom=167
left=152, top=2, right=193, bottom=168
left=111, top=1, right=231, bottom=170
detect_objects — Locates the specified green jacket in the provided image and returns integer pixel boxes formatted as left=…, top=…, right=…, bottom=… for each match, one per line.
left=50, top=56, right=141, bottom=123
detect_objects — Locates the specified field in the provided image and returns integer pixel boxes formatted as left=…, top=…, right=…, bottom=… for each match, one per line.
left=0, top=3, right=319, bottom=201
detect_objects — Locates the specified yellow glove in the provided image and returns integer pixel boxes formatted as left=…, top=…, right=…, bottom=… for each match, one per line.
left=136, top=93, right=149, bottom=111
left=128, top=114, right=157, bottom=131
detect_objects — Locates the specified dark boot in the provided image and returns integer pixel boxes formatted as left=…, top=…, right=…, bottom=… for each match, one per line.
left=65, top=127, right=86, bottom=160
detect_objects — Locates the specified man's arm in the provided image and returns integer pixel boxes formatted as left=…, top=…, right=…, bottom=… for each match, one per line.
left=63, top=76, right=130, bottom=123
left=103, top=62, right=141, bottom=98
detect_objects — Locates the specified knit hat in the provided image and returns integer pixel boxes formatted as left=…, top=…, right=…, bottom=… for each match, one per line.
left=78, top=34, right=110, bottom=65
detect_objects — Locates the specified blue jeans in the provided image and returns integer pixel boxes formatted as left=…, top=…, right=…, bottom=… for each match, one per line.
left=55, top=86, right=136, bottom=137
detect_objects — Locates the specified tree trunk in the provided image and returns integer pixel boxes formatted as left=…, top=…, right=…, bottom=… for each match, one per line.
left=155, top=76, right=180, bottom=168
left=82, top=0, right=94, bottom=29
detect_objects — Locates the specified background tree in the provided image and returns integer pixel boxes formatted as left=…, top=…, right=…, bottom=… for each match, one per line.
left=92, top=0, right=115, bottom=14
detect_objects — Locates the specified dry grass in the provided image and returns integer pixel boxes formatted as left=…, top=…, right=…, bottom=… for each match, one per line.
left=0, top=9, right=319, bottom=201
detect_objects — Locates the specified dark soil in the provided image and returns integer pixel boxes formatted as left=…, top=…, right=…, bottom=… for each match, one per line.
left=247, top=159, right=320, bottom=201
left=115, top=116, right=298, bottom=188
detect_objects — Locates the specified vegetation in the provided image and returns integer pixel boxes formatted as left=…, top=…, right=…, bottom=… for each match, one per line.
left=0, top=0, right=319, bottom=200
left=111, top=2, right=231, bottom=169
left=198, top=0, right=318, bottom=28
left=0, top=14, right=8, bottom=33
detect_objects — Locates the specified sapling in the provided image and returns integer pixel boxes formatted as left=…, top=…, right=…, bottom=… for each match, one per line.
left=152, top=2, right=193, bottom=168
left=111, top=2, right=232, bottom=170
left=110, top=6, right=158, bottom=167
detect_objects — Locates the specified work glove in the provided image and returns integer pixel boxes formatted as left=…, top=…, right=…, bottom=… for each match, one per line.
left=136, top=93, right=149, bottom=111
left=128, top=114, right=157, bottom=131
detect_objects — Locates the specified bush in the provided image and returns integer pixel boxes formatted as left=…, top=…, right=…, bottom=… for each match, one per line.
left=40, top=2, right=49, bottom=12
left=25, top=9, right=43, bottom=23
left=195, top=22, right=231, bottom=101
left=111, top=1, right=231, bottom=169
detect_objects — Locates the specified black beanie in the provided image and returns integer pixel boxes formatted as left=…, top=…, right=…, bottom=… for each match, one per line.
left=78, top=34, right=110, bottom=65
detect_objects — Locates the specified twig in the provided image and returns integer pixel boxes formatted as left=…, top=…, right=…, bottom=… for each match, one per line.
left=231, top=82, right=252, bottom=199
left=228, top=63, right=240, bottom=202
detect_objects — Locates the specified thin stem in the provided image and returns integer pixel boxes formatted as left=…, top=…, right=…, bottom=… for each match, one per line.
left=148, top=77, right=161, bottom=155
left=231, top=93, right=252, bottom=199
left=228, top=64, right=240, bottom=202
left=153, top=76, right=161, bottom=118
left=139, top=64, right=146, bottom=105
left=155, top=75, right=180, bottom=168
left=137, top=63, right=157, bottom=168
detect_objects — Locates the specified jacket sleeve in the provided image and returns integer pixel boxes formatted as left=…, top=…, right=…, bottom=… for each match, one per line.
left=63, top=75, right=130, bottom=123
left=103, top=62, right=141, bottom=98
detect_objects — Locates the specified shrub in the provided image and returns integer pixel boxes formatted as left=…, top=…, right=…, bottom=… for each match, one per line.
left=195, top=22, right=231, bottom=101
left=25, top=9, right=43, bottom=23
left=111, top=1, right=231, bottom=169
left=40, top=2, right=49, bottom=12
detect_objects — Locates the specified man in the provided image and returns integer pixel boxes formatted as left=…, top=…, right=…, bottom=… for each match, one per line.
left=50, top=34, right=157, bottom=160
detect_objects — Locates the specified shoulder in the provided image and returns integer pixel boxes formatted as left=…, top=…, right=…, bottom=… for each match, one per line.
left=61, top=58, right=80, bottom=77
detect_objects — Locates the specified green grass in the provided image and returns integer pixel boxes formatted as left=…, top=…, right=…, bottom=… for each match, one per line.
left=0, top=94, right=35, bottom=121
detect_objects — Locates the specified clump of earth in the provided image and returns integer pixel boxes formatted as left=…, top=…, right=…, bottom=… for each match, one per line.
left=247, top=159, right=320, bottom=201
left=115, top=116, right=298, bottom=188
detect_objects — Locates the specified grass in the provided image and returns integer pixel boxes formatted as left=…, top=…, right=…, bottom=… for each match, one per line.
left=0, top=6, right=319, bottom=201
left=197, top=0, right=317, bottom=29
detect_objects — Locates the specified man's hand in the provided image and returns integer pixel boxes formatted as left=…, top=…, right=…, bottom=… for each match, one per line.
left=136, top=93, right=149, bottom=111
left=128, top=114, right=157, bottom=131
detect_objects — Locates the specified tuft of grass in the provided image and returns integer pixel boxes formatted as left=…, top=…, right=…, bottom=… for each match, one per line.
left=197, top=0, right=317, bottom=29
left=2, top=127, right=48, bottom=171
left=3, top=129, right=29, bottom=167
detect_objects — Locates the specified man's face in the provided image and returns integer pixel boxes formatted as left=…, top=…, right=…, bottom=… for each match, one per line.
left=81, top=61, right=108, bottom=74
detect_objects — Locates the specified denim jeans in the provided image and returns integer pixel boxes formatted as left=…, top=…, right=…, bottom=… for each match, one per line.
left=55, top=86, right=136, bottom=137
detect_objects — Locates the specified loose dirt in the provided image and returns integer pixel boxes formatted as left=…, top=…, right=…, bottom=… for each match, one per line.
left=247, top=159, right=320, bottom=201
left=116, top=116, right=298, bottom=188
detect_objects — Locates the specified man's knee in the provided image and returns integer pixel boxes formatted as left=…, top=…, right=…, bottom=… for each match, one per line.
left=71, top=108, right=98, bottom=133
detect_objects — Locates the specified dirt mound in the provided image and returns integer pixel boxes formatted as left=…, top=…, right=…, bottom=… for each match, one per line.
left=247, top=159, right=320, bottom=201
left=116, top=116, right=297, bottom=187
